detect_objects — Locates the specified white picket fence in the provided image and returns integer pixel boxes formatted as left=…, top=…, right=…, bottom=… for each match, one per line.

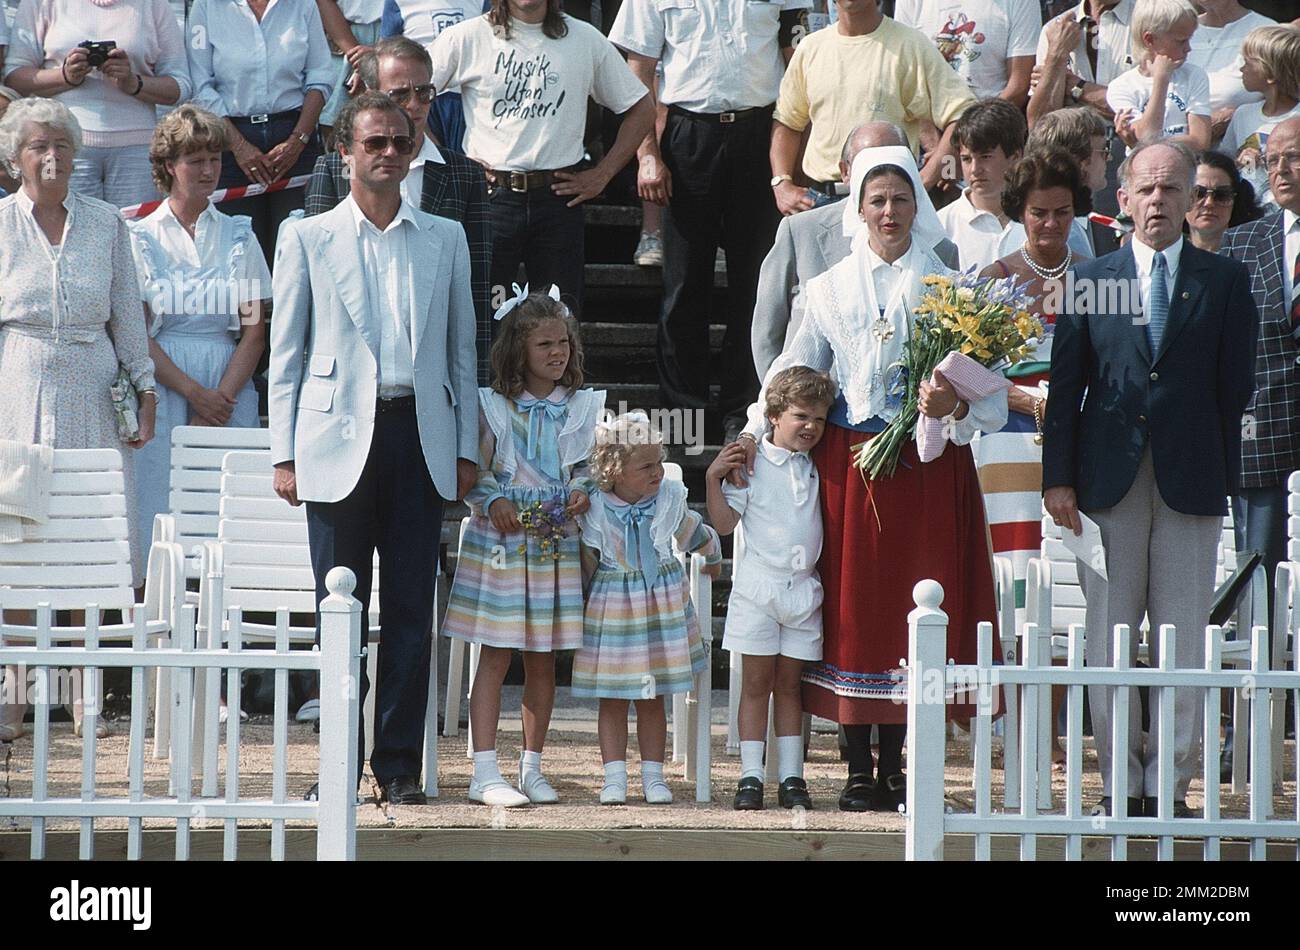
left=0, top=567, right=362, bottom=860
left=903, top=580, right=1300, bottom=860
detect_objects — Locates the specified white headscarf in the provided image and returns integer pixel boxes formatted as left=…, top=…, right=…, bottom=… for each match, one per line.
left=840, top=146, right=947, bottom=255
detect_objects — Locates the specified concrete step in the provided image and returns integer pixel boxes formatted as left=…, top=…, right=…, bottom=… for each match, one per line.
left=582, top=322, right=725, bottom=349
left=583, top=203, right=644, bottom=228
left=585, top=263, right=728, bottom=290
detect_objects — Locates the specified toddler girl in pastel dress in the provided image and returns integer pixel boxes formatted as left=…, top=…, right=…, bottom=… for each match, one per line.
left=443, top=286, right=605, bottom=807
left=572, top=412, right=721, bottom=805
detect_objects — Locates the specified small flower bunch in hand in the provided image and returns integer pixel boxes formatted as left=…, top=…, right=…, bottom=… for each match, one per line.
left=517, top=497, right=570, bottom=560
left=854, top=272, right=1042, bottom=480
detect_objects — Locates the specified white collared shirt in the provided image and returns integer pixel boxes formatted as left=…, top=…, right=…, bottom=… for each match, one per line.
left=720, top=435, right=822, bottom=580
left=608, top=0, right=810, bottom=113
left=129, top=198, right=272, bottom=328
left=401, top=134, right=446, bottom=210
left=938, top=191, right=1009, bottom=272
left=1130, top=234, right=1183, bottom=312
left=1035, top=0, right=1135, bottom=87
left=187, top=0, right=335, bottom=117
left=1284, top=211, right=1300, bottom=314
left=344, top=194, right=419, bottom=397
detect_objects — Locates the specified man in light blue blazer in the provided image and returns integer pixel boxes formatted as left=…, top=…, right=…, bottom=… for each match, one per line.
left=269, top=91, right=479, bottom=806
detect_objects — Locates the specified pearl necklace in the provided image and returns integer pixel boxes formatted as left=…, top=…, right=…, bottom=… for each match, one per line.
left=1019, top=246, right=1072, bottom=282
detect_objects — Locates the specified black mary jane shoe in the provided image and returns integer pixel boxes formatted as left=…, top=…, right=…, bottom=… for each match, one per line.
left=778, top=776, right=813, bottom=809
left=872, top=773, right=907, bottom=813
left=838, top=773, right=876, bottom=812
left=733, top=776, right=765, bottom=811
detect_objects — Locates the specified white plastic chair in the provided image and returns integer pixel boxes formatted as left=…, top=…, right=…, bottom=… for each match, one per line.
left=147, top=425, right=271, bottom=753
left=0, top=448, right=183, bottom=761
left=200, top=451, right=440, bottom=798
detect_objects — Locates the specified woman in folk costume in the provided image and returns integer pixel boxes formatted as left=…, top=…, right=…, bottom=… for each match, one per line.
left=737, top=146, right=1007, bottom=812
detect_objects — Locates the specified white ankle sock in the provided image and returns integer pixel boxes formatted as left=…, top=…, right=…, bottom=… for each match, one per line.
left=473, top=750, right=505, bottom=786
left=776, top=734, right=804, bottom=781
left=604, top=760, right=628, bottom=783
left=642, top=760, right=672, bottom=803
left=520, top=749, right=543, bottom=776
left=739, top=740, right=766, bottom=781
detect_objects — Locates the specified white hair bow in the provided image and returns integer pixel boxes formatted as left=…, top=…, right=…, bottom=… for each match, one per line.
left=492, top=282, right=563, bottom=321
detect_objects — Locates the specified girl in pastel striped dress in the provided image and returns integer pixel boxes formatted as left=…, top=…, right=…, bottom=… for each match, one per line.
left=573, top=412, right=721, bottom=805
left=443, top=288, right=605, bottom=808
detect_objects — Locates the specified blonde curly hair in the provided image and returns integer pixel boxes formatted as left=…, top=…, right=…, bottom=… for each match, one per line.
left=590, top=411, right=666, bottom=492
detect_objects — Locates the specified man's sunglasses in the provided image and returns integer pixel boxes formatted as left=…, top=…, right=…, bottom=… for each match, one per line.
left=358, top=134, right=416, bottom=155
left=1192, top=185, right=1235, bottom=205
left=382, top=83, right=436, bottom=105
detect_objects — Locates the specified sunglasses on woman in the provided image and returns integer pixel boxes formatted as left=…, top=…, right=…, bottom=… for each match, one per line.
left=358, top=134, right=416, bottom=155
left=383, top=83, right=436, bottom=105
left=1192, top=185, right=1235, bottom=205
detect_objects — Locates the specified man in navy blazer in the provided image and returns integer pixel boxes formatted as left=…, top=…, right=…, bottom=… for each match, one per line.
left=1043, top=139, right=1258, bottom=819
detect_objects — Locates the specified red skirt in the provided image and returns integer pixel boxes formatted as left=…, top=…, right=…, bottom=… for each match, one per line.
left=803, top=423, right=997, bottom=725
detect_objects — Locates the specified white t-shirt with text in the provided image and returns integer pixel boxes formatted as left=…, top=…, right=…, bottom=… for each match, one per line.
left=430, top=15, right=647, bottom=171
left=1106, top=63, right=1211, bottom=145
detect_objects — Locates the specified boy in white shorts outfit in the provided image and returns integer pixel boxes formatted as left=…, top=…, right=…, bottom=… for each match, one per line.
left=706, top=365, right=836, bottom=811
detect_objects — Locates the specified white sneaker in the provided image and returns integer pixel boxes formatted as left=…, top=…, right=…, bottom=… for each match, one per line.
left=518, top=763, right=560, bottom=804
left=633, top=231, right=664, bottom=266
left=469, top=778, right=530, bottom=808
left=600, top=778, right=627, bottom=805
left=643, top=777, right=673, bottom=805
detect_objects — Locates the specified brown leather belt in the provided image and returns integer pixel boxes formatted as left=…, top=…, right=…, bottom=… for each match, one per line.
left=485, top=168, right=564, bottom=192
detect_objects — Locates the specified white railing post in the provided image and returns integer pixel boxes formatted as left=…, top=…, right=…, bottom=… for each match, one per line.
left=906, top=580, right=948, bottom=861
left=318, top=567, right=362, bottom=861
left=690, top=553, right=713, bottom=803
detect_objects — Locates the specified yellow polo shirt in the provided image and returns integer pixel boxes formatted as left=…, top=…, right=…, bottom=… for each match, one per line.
left=774, top=17, right=977, bottom=183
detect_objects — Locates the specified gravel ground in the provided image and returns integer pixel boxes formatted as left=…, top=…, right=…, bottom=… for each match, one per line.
left=2, top=690, right=1295, bottom=835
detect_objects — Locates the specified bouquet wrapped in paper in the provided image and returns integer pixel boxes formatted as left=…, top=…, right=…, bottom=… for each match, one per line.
left=854, top=272, right=1042, bottom=480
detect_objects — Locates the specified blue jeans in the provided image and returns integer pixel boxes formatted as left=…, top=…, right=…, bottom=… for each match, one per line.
left=218, top=111, right=324, bottom=271
left=487, top=185, right=586, bottom=316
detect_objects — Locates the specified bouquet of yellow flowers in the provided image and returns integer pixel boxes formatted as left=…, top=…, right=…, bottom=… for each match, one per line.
left=853, top=272, right=1043, bottom=481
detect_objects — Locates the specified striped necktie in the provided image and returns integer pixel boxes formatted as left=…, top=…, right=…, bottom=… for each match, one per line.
left=1146, top=250, right=1169, bottom=355
left=1291, top=241, right=1300, bottom=326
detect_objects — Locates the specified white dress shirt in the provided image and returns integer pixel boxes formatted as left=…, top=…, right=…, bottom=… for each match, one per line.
left=1035, top=0, right=1135, bottom=87
left=1284, top=210, right=1300, bottom=314
left=1130, top=234, right=1183, bottom=313
left=608, top=0, right=809, bottom=113
left=345, top=194, right=419, bottom=397
left=187, top=0, right=335, bottom=117
left=401, top=134, right=446, bottom=210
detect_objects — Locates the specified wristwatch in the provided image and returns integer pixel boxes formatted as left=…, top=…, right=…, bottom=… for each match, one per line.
left=770, top=174, right=793, bottom=188
left=295, top=131, right=311, bottom=146
left=1069, top=77, right=1087, bottom=101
